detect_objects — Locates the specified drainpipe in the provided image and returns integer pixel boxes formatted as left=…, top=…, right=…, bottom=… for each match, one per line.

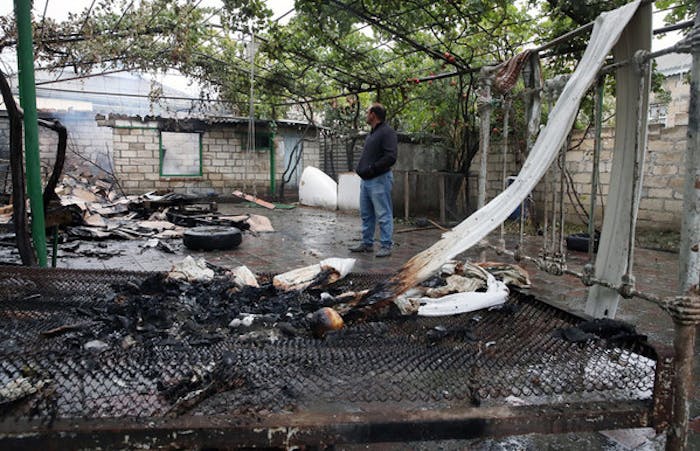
left=14, top=0, right=47, bottom=267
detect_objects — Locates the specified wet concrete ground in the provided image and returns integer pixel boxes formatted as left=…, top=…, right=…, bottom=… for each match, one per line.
left=1, top=202, right=697, bottom=449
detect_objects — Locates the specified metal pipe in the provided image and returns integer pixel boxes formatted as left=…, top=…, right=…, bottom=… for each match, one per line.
left=542, top=91, right=553, bottom=254
left=558, top=137, right=567, bottom=256
left=601, top=42, right=697, bottom=76
left=550, top=144, right=560, bottom=253
left=484, top=244, right=669, bottom=307
left=665, top=293, right=700, bottom=451
left=499, top=97, right=511, bottom=248
left=654, top=20, right=695, bottom=35
left=477, top=68, right=495, bottom=210
left=680, top=4, right=700, bottom=292
left=477, top=68, right=497, bottom=262
left=669, top=5, right=700, bottom=450
left=621, top=51, right=651, bottom=294
left=668, top=322, right=696, bottom=451
left=589, top=78, right=604, bottom=261
left=13, top=0, right=47, bottom=267
left=535, top=22, right=594, bottom=53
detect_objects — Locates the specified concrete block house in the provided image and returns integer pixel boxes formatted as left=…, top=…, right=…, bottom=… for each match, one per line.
left=97, top=114, right=321, bottom=197
left=0, top=70, right=321, bottom=199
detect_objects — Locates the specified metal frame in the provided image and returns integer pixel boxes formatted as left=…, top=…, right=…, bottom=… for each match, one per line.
left=0, top=399, right=672, bottom=449
left=0, top=267, right=676, bottom=449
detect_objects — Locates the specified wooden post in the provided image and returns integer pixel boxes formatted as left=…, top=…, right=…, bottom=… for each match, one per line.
left=439, top=173, right=446, bottom=224
left=404, top=171, right=410, bottom=219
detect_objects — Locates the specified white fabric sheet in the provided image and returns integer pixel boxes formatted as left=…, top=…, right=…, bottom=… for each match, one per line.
left=401, top=1, right=644, bottom=287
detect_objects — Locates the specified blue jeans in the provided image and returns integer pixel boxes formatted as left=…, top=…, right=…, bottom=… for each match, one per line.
left=360, top=171, right=394, bottom=249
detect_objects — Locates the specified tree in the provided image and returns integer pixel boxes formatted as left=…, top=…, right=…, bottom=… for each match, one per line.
left=655, top=0, right=697, bottom=25
left=260, top=0, right=537, bottom=178
left=1, top=0, right=687, bottom=182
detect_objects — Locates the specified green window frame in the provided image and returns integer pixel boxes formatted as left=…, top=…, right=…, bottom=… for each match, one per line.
left=159, top=131, right=203, bottom=177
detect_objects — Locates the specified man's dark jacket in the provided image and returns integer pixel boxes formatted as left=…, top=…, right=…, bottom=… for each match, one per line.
left=355, top=122, right=397, bottom=180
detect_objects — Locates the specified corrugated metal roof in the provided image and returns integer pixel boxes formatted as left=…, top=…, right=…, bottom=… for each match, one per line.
left=655, top=52, right=692, bottom=77
left=6, top=70, right=217, bottom=116
left=100, top=113, right=317, bottom=129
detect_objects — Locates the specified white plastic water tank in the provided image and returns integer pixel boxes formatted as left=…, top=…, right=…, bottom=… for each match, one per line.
left=337, top=172, right=361, bottom=211
left=299, top=166, right=338, bottom=210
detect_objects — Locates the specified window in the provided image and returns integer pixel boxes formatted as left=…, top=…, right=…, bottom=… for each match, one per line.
left=648, top=103, right=668, bottom=125
left=243, top=130, right=272, bottom=151
left=160, top=132, right=202, bottom=176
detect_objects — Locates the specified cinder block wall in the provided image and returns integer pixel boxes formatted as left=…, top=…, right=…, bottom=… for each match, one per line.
left=472, top=123, right=687, bottom=231
left=0, top=112, right=113, bottom=185
left=102, top=118, right=317, bottom=196
left=301, top=137, right=321, bottom=176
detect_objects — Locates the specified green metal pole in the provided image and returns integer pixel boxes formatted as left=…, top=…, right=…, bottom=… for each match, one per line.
left=13, top=0, right=47, bottom=267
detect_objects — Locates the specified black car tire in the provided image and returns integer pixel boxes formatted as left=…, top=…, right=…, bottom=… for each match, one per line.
left=183, top=226, right=242, bottom=251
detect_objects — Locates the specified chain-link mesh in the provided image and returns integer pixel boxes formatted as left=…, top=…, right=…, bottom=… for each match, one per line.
left=0, top=266, right=658, bottom=426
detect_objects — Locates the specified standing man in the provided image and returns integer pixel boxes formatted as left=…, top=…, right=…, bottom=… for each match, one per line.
left=349, top=103, right=398, bottom=257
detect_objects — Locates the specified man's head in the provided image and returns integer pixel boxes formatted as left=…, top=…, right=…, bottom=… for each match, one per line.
left=366, top=102, right=387, bottom=127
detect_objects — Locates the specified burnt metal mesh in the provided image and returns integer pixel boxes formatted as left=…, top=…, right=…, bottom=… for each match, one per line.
left=0, top=266, right=658, bottom=425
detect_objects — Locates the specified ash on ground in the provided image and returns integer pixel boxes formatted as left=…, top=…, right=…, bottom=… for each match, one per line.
left=66, top=272, right=355, bottom=351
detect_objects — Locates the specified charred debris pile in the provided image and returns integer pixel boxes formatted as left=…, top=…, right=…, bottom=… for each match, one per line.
left=42, top=257, right=635, bottom=360
left=43, top=256, right=550, bottom=350
left=0, top=261, right=651, bottom=420
left=45, top=257, right=643, bottom=355
left=65, top=270, right=354, bottom=351
left=0, top=174, right=273, bottom=261
left=29, top=257, right=501, bottom=351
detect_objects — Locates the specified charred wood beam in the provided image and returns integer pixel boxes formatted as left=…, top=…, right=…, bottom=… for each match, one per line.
left=38, top=118, right=67, bottom=209
left=0, top=69, right=36, bottom=266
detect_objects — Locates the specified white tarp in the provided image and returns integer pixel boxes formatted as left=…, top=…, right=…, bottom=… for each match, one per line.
left=396, top=1, right=648, bottom=293
left=417, top=272, right=508, bottom=317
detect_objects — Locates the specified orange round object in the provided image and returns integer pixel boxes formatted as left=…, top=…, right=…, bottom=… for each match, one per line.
left=310, top=307, right=344, bottom=338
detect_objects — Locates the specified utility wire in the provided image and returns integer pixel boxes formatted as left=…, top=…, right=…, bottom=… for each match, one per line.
left=19, top=0, right=539, bottom=95
left=267, top=18, right=691, bottom=108
left=32, top=26, right=690, bottom=113
left=33, top=86, right=236, bottom=103
left=273, top=8, right=295, bottom=23
left=18, top=0, right=690, bottom=112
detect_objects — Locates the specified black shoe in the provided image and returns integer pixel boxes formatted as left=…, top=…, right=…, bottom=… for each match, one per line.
left=349, top=243, right=373, bottom=253
left=375, top=247, right=392, bottom=257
